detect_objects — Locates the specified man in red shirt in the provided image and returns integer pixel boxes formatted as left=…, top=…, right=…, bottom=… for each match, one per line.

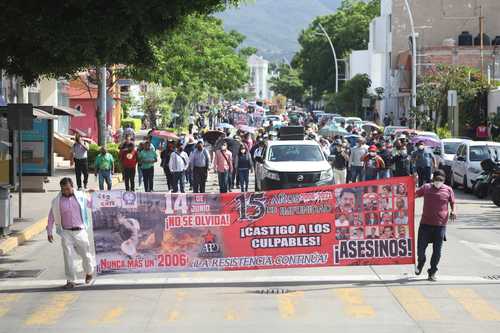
left=120, top=143, right=138, bottom=192
left=415, top=169, right=456, bottom=281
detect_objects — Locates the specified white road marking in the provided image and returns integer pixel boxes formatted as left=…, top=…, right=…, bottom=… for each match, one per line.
left=0, top=274, right=496, bottom=289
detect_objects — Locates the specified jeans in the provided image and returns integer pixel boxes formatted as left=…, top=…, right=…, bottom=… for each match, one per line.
left=379, top=169, right=391, bottom=179
left=364, top=170, right=378, bottom=181
left=163, top=167, right=173, bottom=190
left=123, top=167, right=136, bottom=191
left=172, top=171, right=185, bottom=193
left=193, top=167, right=208, bottom=193
left=416, top=166, right=432, bottom=187
left=74, top=158, right=89, bottom=189
left=218, top=171, right=230, bottom=193
left=350, top=165, right=363, bottom=183
left=142, top=167, right=154, bottom=192
left=98, top=170, right=112, bottom=190
left=239, top=169, right=250, bottom=192
left=417, top=224, right=446, bottom=274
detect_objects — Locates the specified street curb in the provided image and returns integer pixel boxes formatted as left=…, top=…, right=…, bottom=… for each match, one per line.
left=0, top=218, right=47, bottom=255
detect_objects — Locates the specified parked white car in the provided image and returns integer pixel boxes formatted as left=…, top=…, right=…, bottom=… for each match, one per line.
left=451, top=141, right=500, bottom=190
left=434, top=138, right=472, bottom=183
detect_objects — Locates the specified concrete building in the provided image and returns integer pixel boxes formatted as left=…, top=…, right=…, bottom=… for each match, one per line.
left=0, top=74, right=72, bottom=134
left=350, top=0, right=500, bottom=125
left=247, top=54, right=270, bottom=101
left=348, top=0, right=393, bottom=122
left=390, top=0, right=500, bottom=122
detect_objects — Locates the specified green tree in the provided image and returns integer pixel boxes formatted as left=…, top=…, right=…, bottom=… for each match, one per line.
left=417, top=64, right=493, bottom=131
left=142, top=85, right=177, bottom=129
left=293, top=0, right=380, bottom=97
left=0, top=0, right=239, bottom=84
left=269, top=64, right=305, bottom=103
left=129, top=15, right=250, bottom=127
left=324, top=74, right=371, bottom=116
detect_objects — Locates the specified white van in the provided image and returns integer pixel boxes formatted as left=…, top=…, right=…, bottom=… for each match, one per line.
left=451, top=141, right=500, bottom=190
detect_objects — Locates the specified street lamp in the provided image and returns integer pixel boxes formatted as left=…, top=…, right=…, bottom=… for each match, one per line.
left=404, top=0, right=417, bottom=121
left=315, top=23, right=339, bottom=93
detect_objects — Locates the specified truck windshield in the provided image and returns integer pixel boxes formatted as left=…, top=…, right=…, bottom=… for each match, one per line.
left=268, top=145, right=324, bottom=162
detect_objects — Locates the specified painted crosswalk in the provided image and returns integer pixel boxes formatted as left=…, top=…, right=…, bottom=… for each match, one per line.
left=0, top=285, right=499, bottom=329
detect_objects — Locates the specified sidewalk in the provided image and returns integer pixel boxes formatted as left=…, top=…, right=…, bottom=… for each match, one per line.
left=0, top=167, right=124, bottom=255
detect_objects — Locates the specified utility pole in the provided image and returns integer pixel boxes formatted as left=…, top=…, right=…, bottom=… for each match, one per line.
left=318, top=23, right=339, bottom=93
left=479, top=5, right=484, bottom=75
left=97, top=66, right=107, bottom=146
left=404, top=0, right=417, bottom=128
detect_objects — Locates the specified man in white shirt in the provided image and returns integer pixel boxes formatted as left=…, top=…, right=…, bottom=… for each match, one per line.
left=168, top=143, right=189, bottom=193
left=349, top=138, right=368, bottom=182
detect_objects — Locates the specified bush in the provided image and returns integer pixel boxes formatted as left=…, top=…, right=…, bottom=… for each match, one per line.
left=436, top=126, right=452, bottom=139
left=87, top=143, right=122, bottom=173
left=121, top=118, right=142, bottom=132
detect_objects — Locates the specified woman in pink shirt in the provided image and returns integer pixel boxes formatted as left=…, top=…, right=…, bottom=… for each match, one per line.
left=213, top=143, right=233, bottom=193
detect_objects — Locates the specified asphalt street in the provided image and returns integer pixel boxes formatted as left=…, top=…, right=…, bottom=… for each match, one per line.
left=1, top=169, right=500, bottom=333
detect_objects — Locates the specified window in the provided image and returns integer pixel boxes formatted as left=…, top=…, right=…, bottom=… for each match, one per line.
left=268, top=145, right=324, bottom=162
left=443, top=142, right=461, bottom=155
left=469, top=146, right=491, bottom=162
left=456, top=145, right=465, bottom=158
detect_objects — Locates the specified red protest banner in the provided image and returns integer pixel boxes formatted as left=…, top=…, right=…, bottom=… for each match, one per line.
left=91, top=177, right=415, bottom=274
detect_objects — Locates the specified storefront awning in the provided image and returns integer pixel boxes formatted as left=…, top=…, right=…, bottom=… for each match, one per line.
left=52, top=105, right=85, bottom=117
left=33, top=108, right=58, bottom=119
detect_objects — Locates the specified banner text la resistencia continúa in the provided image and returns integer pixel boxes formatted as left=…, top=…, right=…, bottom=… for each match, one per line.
left=91, top=177, right=415, bottom=274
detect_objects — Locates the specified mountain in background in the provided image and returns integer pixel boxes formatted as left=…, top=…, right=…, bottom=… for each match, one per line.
left=217, top=0, right=341, bottom=63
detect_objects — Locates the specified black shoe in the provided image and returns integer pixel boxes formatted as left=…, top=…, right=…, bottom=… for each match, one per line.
left=428, top=271, right=437, bottom=281
left=415, top=263, right=424, bottom=275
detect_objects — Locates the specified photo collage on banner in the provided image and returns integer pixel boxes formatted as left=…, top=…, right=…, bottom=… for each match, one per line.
left=332, top=180, right=413, bottom=265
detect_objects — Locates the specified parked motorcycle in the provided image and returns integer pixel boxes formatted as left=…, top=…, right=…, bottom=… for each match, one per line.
left=491, top=172, right=500, bottom=207
left=472, top=159, right=500, bottom=203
